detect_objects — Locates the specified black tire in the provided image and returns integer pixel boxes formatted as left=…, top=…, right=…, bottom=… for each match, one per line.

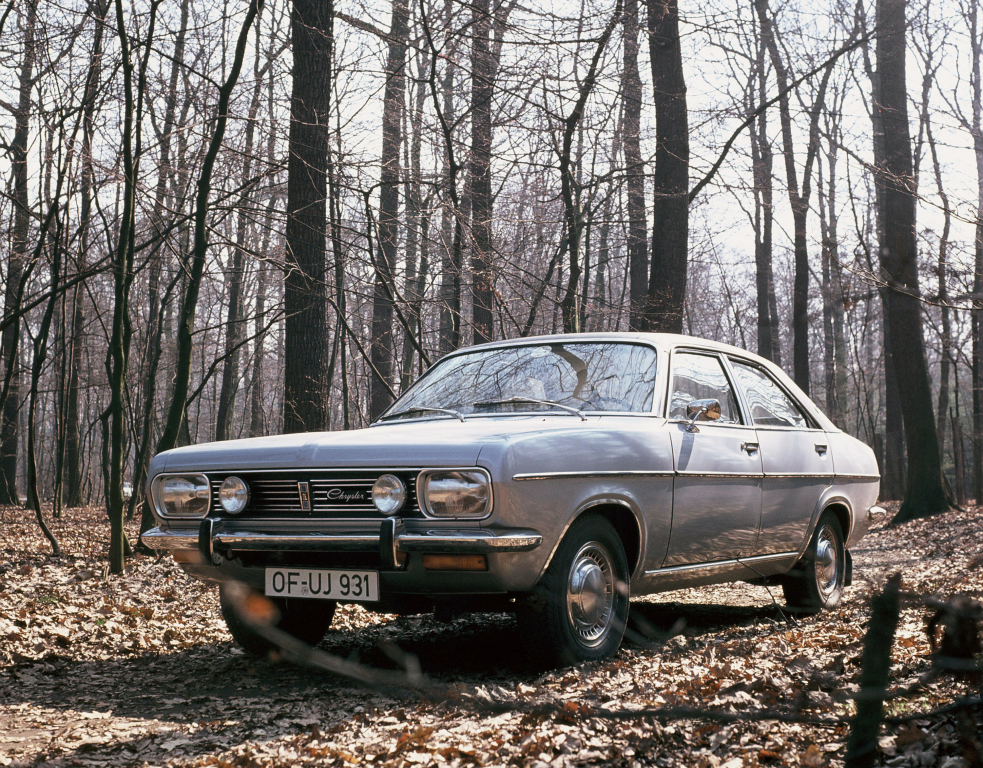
left=782, top=513, right=846, bottom=613
left=519, top=515, right=630, bottom=667
left=219, top=584, right=336, bottom=658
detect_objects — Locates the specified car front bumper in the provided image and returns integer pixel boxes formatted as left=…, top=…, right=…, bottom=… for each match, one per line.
left=144, top=519, right=545, bottom=600
left=143, top=519, right=542, bottom=561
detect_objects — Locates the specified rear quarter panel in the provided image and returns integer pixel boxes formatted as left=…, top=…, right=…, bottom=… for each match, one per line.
left=825, top=431, right=880, bottom=548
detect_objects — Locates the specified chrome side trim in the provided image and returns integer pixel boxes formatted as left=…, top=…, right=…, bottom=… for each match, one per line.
left=644, top=551, right=798, bottom=576
left=513, top=470, right=876, bottom=481
left=397, top=530, right=542, bottom=553
left=513, top=470, right=674, bottom=481
left=141, top=526, right=541, bottom=555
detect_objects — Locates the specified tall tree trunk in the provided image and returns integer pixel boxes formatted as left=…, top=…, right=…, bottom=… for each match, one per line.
left=216, top=32, right=268, bottom=441
left=65, top=0, right=110, bottom=509
left=401, top=46, right=429, bottom=391
left=876, top=0, right=953, bottom=524
left=0, top=0, right=36, bottom=506
left=370, top=0, right=408, bottom=419
left=249, top=66, right=279, bottom=438
left=920, top=60, right=953, bottom=469
left=964, top=0, right=983, bottom=502
left=860, top=5, right=906, bottom=497
left=107, top=0, right=161, bottom=572
left=643, top=0, right=688, bottom=332
left=129, top=0, right=188, bottom=532
left=559, top=0, right=622, bottom=333
left=754, top=0, right=833, bottom=394
left=431, top=0, right=462, bottom=354
left=470, top=0, right=495, bottom=344
left=818, top=125, right=848, bottom=425
left=623, top=0, right=647, bottom=331
left=282, top=0, right=332, bottom=433
left=749, top=13, right=779, bottom=364
left=27, top=143, right=71, bottom=555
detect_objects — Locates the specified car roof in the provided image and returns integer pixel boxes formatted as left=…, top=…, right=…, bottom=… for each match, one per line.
left=465, top=331, right=754, bottom=359
left=457, top=332, right=838, bottom=431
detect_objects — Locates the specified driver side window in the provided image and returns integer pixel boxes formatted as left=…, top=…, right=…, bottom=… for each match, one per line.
left=668, top=352, right=741, bottom=424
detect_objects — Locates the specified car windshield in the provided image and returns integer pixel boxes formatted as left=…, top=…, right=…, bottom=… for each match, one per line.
left=382, top=342, right=658, bottom=420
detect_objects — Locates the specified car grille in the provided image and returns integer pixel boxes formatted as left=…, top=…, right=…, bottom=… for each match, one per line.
left=206, top=471, right=421, bottom=519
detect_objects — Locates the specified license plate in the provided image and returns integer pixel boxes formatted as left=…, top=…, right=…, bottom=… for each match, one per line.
left=264, top=568, right=379, bottom=602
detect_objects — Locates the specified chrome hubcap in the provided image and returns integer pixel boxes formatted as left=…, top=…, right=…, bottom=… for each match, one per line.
left=566, top=541, right=615, bottom=646
left=815, top=525, right=838, bottom=596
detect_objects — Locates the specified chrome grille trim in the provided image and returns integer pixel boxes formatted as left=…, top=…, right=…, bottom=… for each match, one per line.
left=207, top=471, right=420, bottom=518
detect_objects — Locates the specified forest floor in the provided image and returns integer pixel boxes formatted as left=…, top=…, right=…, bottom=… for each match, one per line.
left=0, top=503, right=981, bottom=768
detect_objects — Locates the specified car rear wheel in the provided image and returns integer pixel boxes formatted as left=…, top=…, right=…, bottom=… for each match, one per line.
left=519, top=515, right=630, bottom=667
left=219, top=584, right=336, bottom=657
left=783, top=512, right=846, bottom=613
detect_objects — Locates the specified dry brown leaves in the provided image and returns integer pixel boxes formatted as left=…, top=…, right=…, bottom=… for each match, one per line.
left=0, top=503, right=980, bottom=768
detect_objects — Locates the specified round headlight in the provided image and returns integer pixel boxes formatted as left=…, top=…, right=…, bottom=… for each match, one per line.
left=219, top=476, right=249, bottom=514
left=372, top=474, right=406, bottom=515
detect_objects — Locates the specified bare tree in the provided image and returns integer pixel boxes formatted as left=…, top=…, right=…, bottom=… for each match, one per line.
left=873, top=0, right=953, bottom=524
left=642, top=0, right=688, bottom=333
left=282, top=0, right=332, bottom=433
left=622, top=0, right=647, bottom=331
left=0, top=0, right=36, bottom=506
left=370, top=0, right=409, bottom=419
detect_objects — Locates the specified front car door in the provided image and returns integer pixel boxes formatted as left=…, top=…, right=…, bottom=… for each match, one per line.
left=726, top=358, right=832, bottom=557
left=663, top=351, right=762, bottom=566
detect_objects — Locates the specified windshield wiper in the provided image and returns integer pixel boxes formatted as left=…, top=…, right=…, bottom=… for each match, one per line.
left=473, top=397, right=587, bottom=421
left=379, top=406, right=466, bottom=422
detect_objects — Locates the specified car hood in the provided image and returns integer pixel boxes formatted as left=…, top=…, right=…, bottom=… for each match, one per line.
left=153, top=416, right=614, bottom=473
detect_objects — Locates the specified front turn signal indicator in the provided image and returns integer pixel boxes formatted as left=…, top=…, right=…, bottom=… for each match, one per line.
left=422, top=554, right=488, bottom=571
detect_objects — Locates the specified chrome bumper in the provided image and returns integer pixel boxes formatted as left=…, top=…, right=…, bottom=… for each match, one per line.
left=143, top=522, right=543, bottom=557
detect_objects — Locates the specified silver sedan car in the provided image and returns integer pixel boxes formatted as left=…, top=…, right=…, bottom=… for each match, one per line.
left=144, top=333, right=880, bottom=665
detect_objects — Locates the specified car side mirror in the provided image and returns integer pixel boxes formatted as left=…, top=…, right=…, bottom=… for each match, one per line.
left=684, top=398, right=721, bottom=432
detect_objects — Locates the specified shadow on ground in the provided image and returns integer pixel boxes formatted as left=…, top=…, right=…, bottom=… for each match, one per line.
left=1, top=597, right=786, bottom=724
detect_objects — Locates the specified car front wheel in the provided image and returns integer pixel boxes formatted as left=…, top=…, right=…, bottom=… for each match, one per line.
left=219, top=584, right=336, bottom=657
left=783, top=512, right=846, bottom=613
left=520, top=515, right=630, bottom=667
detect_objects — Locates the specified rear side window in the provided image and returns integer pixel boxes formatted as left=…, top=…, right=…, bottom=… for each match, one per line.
left=729, top=360, right=808, bottom=428
left=668, top=352, right=741, bottom=424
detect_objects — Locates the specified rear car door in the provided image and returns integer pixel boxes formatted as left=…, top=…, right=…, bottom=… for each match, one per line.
left=663, top=351, right=762, bottom=566
left=726, top=358, right=832, bottom=556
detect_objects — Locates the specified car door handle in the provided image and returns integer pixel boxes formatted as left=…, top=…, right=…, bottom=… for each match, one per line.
left=815, top=444, right=828, bottom=455
left=741, top=442, right=759, bottom=454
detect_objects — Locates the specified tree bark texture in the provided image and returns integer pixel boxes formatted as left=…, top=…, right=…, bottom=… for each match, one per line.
left=0, top=0, right=36, bottom=506
left=283, top=0, right=333, bottom=432
left=965, top=0, right=983, bottom=502
left=65, top=0, right=110, bottom=508
left=750, top=16, right=780, bottom=364
left=370, top=0, right=408, bottom=419
left=216, top=34, right=267, bottom=441
left=643, top=0, right=688, bottom=333
left=754, top=0, right=831, bottom=395
left=470, top=0, right=495, bottom=345
left=622, top=0, right=647, bottom=332
left=875, top=0, right=953, bottom=524
left=559, top=0, right=623, bottom=333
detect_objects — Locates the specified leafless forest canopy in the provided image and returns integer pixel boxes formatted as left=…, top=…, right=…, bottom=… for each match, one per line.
left=1, top=0, right=982, bottom=552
